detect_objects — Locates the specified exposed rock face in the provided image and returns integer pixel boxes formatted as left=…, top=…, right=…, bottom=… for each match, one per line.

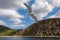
left=19, top=18, right=60, bottom=36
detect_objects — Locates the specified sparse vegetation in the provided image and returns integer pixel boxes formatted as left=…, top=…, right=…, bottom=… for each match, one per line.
left=0, top=18, right=60, bottom=36
left=0, top=25, right=16, bottom=36
left=19, top=18, right=60, bottom=36
left=0, top=30, right=16, bottom=36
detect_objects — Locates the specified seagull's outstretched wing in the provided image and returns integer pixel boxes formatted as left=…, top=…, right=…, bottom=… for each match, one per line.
left=29, top=14, right=38, bottom=22
left=24, top=3, right=32, bottom=14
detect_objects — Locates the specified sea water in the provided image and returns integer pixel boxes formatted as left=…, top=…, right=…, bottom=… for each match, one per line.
left=0, top=37, right=60, bottom=40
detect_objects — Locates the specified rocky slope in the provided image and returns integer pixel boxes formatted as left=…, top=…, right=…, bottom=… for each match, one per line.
left=19, top=18, right=60, bottom=36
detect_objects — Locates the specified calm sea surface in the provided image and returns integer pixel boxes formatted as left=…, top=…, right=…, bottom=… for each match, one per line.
left=0, top=37, right=60, bottom=40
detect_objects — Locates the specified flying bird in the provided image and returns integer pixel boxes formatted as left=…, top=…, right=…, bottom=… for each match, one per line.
left=24, top=3, right=38, bottom=22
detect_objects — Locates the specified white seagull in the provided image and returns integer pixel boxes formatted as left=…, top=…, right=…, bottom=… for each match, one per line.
left=24, top=3, right=38, bottom=22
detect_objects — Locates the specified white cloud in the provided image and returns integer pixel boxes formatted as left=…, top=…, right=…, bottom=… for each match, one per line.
left=0, top=0, right=30, bottom=28
left=0, top=0, right=30, bottom=10
left=0, top=9, right=24, bottom=25
left=42, top=0, right=60, bottom=7
left=12, top=24, right=25, bottom=27
left=11, top=19, right=22, bottom=25
left=31, top=0, right=54, bottom=21
left=31, top=0, right=60, bottom=21
left=48, top=10, right=60, bottom=18
left=0, top=9, right=24, bottom=19
left=48, top=15, right=56, bottom=18
left=46, top=0, right=60, bottom=18
left=48, top=0, right=60, bottom=7
left=55, top=10, right=60, bottom=18
left=0, top=20, right=6, bottom=25
left=10, top=24, right=25, bottom=29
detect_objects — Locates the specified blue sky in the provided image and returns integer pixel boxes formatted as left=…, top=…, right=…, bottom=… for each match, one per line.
left=16, top=0, right=60, bottom=29
left=16, top=0, right=35, bottom=29
left=43, top=7, right=60, bottom=19
left=0, top=0, right=60, bottom=29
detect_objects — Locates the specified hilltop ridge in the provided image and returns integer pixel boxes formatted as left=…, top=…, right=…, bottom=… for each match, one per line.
left=19, top=18, right=60, bottom=36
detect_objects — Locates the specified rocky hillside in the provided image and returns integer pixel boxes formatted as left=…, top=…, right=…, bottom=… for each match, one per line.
left=19, top=18, right=60, bottom=36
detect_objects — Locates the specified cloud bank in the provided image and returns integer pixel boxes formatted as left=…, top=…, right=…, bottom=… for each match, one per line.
left=31, top=0, right=60, bottom=21
left=0, top=0, right=30, bottom=29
